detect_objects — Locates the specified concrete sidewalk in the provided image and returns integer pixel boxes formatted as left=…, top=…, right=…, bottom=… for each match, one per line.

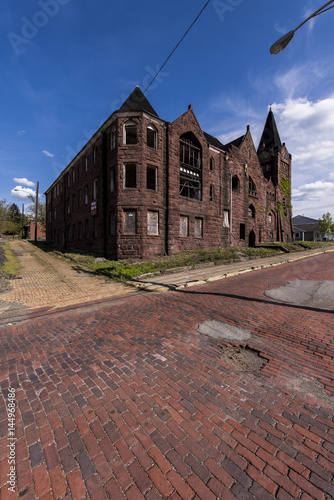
left=132, top=247, right=334, bottom=292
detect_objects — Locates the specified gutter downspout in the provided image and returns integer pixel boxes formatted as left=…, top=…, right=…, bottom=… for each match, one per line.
left=165, top=123, right=170, bottom=255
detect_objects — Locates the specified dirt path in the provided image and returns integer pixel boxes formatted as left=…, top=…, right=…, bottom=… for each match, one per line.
left=0, top=240, right=133, bottom=314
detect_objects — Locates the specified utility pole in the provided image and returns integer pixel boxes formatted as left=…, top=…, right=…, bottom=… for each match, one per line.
left=22, top=203, right=24, bottom=239
left=35, top=181, right=39, bottom=242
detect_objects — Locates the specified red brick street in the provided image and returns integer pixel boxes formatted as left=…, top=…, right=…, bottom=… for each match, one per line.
left=1, top=252, right=334, bottom=499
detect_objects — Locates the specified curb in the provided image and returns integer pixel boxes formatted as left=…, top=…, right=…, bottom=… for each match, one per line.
left=132, top=248, right=334, bottom=292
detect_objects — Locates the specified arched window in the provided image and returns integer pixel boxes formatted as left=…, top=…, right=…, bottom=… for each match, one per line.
left=210, top=157, right=215, bottom=171
left=124, top=121, right=137, bottom=145
left=232, top=175, right=240, bottom=193
left=249, top=176, right=257, bottom=196
left=248, top=204, right=255, bottom=218
left=147, top=125, right=157, bottom=149
left=179, top=132, right=202, bottom=200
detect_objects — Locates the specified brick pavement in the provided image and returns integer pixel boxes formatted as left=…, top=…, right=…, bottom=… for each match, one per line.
left=0, top=241, right=134, bottom=328
left=1, top=252, right=334, bottom=499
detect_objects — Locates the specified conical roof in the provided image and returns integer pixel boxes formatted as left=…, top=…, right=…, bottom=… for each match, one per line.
left=118, top=86, right=159, bottom=117
left=258, top=109, right=282, bottom=150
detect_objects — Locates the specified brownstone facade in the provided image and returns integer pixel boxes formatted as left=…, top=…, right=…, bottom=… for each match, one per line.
left=45, top=87, right=293, bottom=259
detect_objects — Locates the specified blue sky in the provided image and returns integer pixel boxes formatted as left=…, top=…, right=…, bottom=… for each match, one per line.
left=1, top=0, right=334, bottom=219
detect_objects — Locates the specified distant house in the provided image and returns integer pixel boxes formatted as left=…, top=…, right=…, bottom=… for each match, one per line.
left=24, top=221, right=46, bottom=240
left=293, top=215, right=333, bottom=242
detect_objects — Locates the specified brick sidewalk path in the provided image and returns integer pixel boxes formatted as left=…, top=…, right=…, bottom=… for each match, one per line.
left=1, top=252, right=334, bottom=499
left=0, top=241, right=133, bottom=319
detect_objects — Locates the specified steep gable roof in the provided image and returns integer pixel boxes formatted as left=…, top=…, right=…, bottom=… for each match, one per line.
left=258, top=109, right=282, bottom=151
left=223, top=134, right=246, bottom=151
left=118, top=86, right=159, bottom=117
left=203, top=132, right=224, bottom=150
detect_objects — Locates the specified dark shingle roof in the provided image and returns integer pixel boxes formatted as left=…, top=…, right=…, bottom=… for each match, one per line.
left=292, top=215, right=319, bottom=225
left=258, top=109, right=282, bottom=151
left=118, top=86, right=159, bottom=117
left=224, top=135, right=245, bottom=151
left=204, top=132, right=224, bottom=150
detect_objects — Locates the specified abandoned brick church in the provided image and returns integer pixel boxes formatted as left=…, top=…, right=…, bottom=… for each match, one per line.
left=45, top=87, right=293, bottom=259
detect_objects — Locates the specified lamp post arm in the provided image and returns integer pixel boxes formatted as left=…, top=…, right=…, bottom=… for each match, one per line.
left=292, top=0, right=334, bottom=33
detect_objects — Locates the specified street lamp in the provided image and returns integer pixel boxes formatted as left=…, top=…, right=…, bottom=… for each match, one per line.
left=270, top=0, right=334, bottom=54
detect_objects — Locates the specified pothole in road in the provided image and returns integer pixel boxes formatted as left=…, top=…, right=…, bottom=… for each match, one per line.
left=197, top=320, right=268, bottom=372
left=220, top=345, right=268, bottom=372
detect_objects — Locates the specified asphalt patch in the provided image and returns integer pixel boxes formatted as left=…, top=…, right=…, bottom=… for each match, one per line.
left=265, top=280, right=334, bottom=310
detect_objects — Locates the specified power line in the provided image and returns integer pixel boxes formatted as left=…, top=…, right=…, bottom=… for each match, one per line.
left=143, top=0, right=212, bottom=94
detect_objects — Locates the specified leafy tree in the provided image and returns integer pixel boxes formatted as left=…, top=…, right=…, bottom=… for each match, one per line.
left=4, top=203, right=22, bottom=237
left=27, top=194, right=46, bottom=226
left=319, top=212, right=334, bottom=241
left=0, top=199, right=9, bottom=237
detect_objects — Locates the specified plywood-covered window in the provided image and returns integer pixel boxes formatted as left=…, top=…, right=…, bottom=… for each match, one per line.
left=180, top=215, right=189, bottom=237
left=124, top=209, right=137, bottom=234
left=147, top=211, right=159, bottom=235
left=195, top=218, right=203, bottom=238
left=223, top=210, right=230, bottom=228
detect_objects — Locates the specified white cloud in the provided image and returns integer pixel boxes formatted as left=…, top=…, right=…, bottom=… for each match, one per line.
left=11, top=186, right=36, bottom=200
left=42, top=150, right=55, bottom=158
left=13, top=178, right=35, bottom=188
left=17, top=130, right=25, bottom=136
left=267, top=96, right=334, bottom=217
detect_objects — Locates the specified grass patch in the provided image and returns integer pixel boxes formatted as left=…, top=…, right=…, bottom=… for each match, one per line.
left=30, top=240, right=334, bottom=282
left=1, top=242, right=22, bottom=277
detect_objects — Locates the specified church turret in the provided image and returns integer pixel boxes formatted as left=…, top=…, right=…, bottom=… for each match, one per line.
left=258, top=108, right=293, bottom=242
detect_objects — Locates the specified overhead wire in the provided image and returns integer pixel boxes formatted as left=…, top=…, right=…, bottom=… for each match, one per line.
left=143, top=0, right=212, bottom=94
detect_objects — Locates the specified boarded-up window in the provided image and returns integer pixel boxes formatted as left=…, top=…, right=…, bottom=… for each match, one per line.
left=223, top=210, right=230, bottom=228
left=147, top=211, right=159, bottom=235
left=110, top=212, right=116, bottom=235
left=124, top=210, right=137, bottom=234
left=180, top=216, right=189, bottom=237
left=195, top=218, right=203, bottom=238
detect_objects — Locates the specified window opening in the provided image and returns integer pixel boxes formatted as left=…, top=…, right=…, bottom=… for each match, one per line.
left=147, top=125, right=157, bottom=148
left=249, top=177, right=257, bottom=196
left=179, top=133, right=202, bottom=200
left=248, top=205, right=255, bottom=218
left=147, top=166, right=157, bottom=190
left=232, top=175, right=240, bottom=193
left=124, top=164, right=137, bottom=188
left=125, top=122, right=137, bottom=144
